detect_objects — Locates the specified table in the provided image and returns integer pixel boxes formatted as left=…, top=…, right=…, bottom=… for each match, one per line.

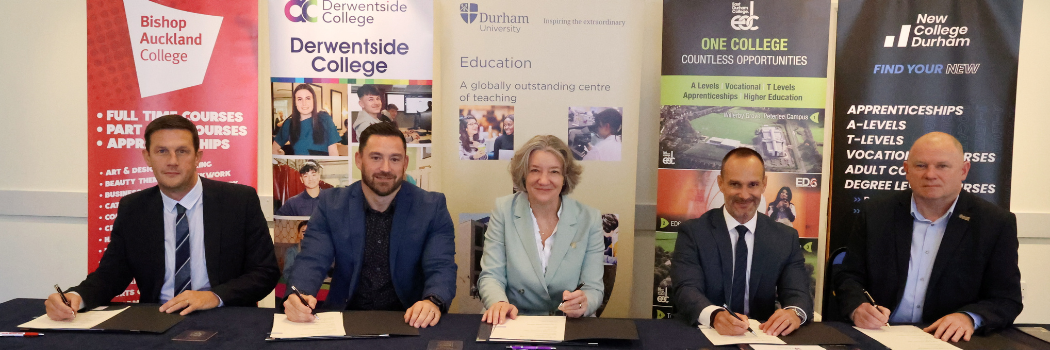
left=0, top=299, right=1046, bottom=350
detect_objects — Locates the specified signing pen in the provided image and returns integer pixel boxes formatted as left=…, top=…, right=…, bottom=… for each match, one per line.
left=290, top=285, right=316, bottom=315
left=506, top=346, right=556, bottom=350
left=54, top=284, right=75, bottom=319
left=722, top=303, right=758, bottom=336
left=557, top=282, right=586, bottom=310
left=863, top=289, right=890, bottom=327
left=0, top=332, right=43, bottom=337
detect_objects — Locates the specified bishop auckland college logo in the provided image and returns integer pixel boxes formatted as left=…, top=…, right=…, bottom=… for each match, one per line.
left=461, top=3, right=478, bottom=23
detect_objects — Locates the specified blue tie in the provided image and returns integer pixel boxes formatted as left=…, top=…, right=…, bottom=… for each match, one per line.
left=174, top=204, right=191, bottom=296
left=730, top=225, right=749, bottom=314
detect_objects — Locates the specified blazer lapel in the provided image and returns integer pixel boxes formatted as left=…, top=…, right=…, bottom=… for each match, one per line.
left=543, top=197, right=579, bottom=286
left=388, top=185, right=416, bottom=285
left=201, top=179, right=223, bottom=284
left=925, top=194, right=972, bottom=305
left=709, top=209, right=734, bottom=303
left=146, top=189, right=167, bottom=298
left=892, top=193, right=914, bottom=306
left=512, top=194, right=546, bottom=291
left=347, top=184, right=367, bottom=299
left=749, top=216, right=772, bottom=312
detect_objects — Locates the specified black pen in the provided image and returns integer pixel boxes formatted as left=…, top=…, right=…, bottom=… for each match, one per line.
left=54, top=284, right=75, bottom=319
left=557, top=282, right=586, bottom=311
left=863, top=289, right=890, bottom=326
left=290, top=286, right=316, bottom=315
left=722, top=303, right=757, bottom=336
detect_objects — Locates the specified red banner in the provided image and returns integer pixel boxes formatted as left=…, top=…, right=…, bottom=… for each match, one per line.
left=87, top=0, right=258, bottom=302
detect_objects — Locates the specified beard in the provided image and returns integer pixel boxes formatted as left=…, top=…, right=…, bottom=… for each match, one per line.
left=362, top=169, right=404, bottom=196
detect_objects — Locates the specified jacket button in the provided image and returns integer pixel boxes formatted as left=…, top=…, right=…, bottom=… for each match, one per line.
left=518, top=289, right=525, bottom=294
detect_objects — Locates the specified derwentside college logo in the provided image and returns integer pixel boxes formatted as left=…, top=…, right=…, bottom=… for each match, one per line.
left=286, top=0, right=317, bottom=23
left=461, top=3, right=478, bottom=23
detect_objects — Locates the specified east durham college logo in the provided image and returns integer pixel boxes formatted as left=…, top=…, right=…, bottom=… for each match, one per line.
left=286, top=0, right=318, bottom=23
left=731, top=1, right=758, bottom=30
left=461, top=3, right=478, bottom=24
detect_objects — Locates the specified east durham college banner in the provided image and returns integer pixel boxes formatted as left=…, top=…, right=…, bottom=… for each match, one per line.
left=267, top=0, right=434, bottom=304
left=439, top=0, right=643, bottom=317
left=655, top=0, right=831, bottom=319
left=87, top=0, right=258, bottom=302
left=827, top=0, right=1022, bottom=255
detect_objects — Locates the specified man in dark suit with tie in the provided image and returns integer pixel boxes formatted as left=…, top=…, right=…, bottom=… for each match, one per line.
left=283, top=122, right=456, bottom=329
left=834, top=132, right=1021, bottom=342
left=45, top=115, right=279, bottom=320
left=671, top=147, right=812, bottom=336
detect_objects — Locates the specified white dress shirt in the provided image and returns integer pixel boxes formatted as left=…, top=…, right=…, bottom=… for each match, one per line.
left=159, top=177, right=219, bottom=305
left=698, top=208, right=806, bottom=326
left=530, top=203, right=563, bottom=274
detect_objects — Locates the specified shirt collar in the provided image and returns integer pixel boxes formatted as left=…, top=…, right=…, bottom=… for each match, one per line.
left=910, top=194, right=960, bottom=224
left=161, top=176, right=203, bottom=213
left=722, top=207, right=758, bottom=234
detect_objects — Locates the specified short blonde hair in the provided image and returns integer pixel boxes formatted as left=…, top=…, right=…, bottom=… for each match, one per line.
left=509, top=135, right=583, bottom=195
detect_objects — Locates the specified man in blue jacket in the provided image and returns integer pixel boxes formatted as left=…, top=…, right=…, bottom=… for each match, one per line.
left=284, top=122, right=456, bottom=328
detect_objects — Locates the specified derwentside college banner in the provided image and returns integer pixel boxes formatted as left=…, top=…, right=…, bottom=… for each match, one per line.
left=267, top=0, right=435, bottom=305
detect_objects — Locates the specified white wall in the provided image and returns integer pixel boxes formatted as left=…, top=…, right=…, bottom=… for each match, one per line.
left=1, top=0, right=1048, bottom=323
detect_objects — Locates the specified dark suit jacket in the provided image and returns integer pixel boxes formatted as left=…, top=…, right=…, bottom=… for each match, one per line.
left=671, top=208, right=813, bottom=326
left=286, top=181, right=457, bottom=312
left=70, top=178, right=279, bottom=309
left=833, top=190, right=1021, bottom=332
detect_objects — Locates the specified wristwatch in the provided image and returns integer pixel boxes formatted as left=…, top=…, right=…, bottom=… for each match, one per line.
left=424, top=295, right=444, bottom=311
left=786, top=306, right=807, bottom=324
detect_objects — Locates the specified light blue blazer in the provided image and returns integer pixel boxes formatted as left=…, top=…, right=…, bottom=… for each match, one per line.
left=478, top=193, right=605, bottom=316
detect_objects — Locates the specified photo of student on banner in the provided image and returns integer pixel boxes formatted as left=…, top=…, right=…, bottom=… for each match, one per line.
left=272, top=158, right=349, bottom=216
left=350, top=83, right=433, bottom=144
left=569, top=107, right=623, bottom=161
left=273, top=217, right=334, bottom=309
left=459, top=105, right=514, bottom=160
left=272, top=83, right=344, bottom=156
left=656, top=169, right=820, bottom=239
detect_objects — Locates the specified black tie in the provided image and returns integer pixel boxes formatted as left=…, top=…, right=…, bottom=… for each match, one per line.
left=730, top=225, right=749, bottom=314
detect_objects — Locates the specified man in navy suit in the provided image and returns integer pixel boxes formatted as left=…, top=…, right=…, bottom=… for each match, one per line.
left=671, top=148, right=812, bottom=336
left=284, top=122, right=456, bottom=328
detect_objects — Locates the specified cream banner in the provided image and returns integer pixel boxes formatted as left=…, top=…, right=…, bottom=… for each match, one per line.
left=438, top=0, right=644, bottom=317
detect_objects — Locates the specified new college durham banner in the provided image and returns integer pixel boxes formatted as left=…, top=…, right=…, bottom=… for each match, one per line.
left=827, top=0, right=1022, bottom=254
left=655, top=0, right=831, bottom=319
left=87, top=0, right=258, bottom=302
left=267, top=0, right=434, bottom=304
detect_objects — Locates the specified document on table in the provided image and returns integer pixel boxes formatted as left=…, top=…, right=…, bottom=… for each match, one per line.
left=19, top=306, right=128, bottom=330
left=854, top=325, right=961, bottom=350
left=699, top=319, right=786, bottom=345
left=269, top=312, right=346, bottom=339
left=750, top=345, right=826, bottom=350
left=488, top=316, right=567, bottom=342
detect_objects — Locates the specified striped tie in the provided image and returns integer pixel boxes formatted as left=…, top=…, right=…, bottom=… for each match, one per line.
left=174, top=203, right=191, bottom=296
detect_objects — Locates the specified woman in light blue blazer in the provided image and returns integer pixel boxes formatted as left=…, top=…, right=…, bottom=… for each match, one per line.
left=479, top=135, right=605, bottom=324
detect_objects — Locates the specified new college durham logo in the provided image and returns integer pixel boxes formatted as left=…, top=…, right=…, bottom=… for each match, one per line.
left=883, top=14, right=971, bottom=48
left=731, top=1, right=758, bottom=31
left=461, top=3, right=478, bottom=24
left=286, top=0, right=317, bottom=22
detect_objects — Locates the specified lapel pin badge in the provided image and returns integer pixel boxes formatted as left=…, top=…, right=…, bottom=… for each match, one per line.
left=570, top=242, right=577, bottom=249
left=959, top=214, right=970, bottom=221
